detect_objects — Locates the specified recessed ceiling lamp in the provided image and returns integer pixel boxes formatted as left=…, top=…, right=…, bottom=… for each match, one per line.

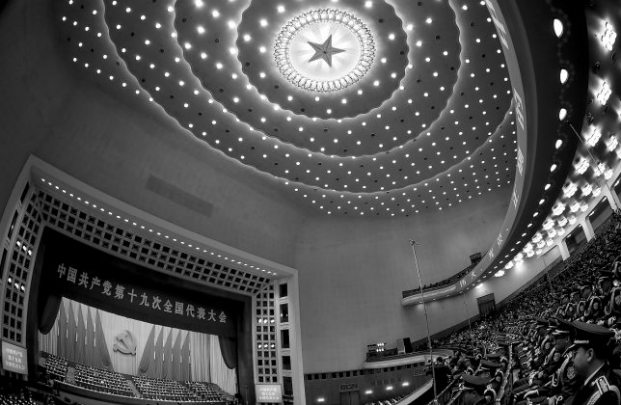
left=559, top=69, right=568, bottom=84
left=574, top=157, right=589, bottom=174
left=558, top=108, right=567, bottom=121
left=600, top=21, right=617, bottom=51
left=553, top=19, right=564, bottom=38
left=596, top=82, right=612, bottom=105
left=543, top=218, right=555, bottom=230
left=557, top=216, right=568, bottom=227
left=581, top=183, right=593, bottom=196
left=606, top=136, right=618, bottom=151
left=570, top=201, right=581, bottom=213
left=562, top=181, right=578, bottom=198
left=585, top=128, right=601, bottom=147
left=273, top=9, right=376, bottom=92
left=552, top=202, right=565, bottom=216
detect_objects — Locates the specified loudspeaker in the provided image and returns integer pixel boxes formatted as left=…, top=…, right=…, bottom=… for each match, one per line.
left=469, top=252, right=482, bottom=265
left=403, top=337, right=413, bottom=353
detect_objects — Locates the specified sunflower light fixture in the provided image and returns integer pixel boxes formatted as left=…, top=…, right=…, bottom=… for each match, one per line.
left=274, top=9, right=376, bottom=93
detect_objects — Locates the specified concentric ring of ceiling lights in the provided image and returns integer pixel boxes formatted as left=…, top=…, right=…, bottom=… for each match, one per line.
left=237, top=0, right=408, bottom=120
left=54, top=0, right=516, bottom=217
left=273, top=9, right=376, bottom=94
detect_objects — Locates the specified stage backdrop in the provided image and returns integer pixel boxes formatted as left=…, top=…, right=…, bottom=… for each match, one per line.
left=38, top=229, right=239, bottom=338
left=39, top=298, right=237, bottom=394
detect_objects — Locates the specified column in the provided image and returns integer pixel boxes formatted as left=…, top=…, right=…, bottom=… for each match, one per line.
left=602, top=185, right=621, bottom=210
left=558, top=239, right=570, bottom=260
left=580, top=216, right=595, bottom=241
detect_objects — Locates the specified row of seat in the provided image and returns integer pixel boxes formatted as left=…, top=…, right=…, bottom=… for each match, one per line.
left=186, top=381, right=230, bottom=402
left=74, top=363, right=134, bottom=397
left=432, top=210, right=621, bottom=405
left=132, top=376, right=195, bottom=401
left=44, top=355, right=68, bottom=381
left=43, top=355, right=230, bottom=402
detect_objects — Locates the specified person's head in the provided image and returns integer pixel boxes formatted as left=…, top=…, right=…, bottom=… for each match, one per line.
left=569, top=321, right=615, bottom=377
left=551, top=318, right=573, bottom=351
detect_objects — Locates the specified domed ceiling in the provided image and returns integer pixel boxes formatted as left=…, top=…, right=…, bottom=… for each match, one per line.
left=54, top=0, right=516, bottom=217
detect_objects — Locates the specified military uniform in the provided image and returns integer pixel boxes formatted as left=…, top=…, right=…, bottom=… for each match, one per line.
left=457, top=374, right=492, bottom=405
left=571, top=364, right=621, bottom=405
left=568, top=321, right=621, bottom=405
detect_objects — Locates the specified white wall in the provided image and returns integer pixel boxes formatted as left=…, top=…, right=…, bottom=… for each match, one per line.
left=295, top=186, right=512, bottom=373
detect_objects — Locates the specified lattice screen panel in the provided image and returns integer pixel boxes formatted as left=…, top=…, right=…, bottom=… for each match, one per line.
left=255, top=283, right=279, bottom=384
left=36, top=188, right=271, bottom=294
left=2, top=183, right=41, bottom=345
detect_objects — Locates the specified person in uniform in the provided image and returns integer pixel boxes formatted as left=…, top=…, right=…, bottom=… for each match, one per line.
left=568, top=321, right=621, bottom=405
left=458, top=374, right=492, bottom=405
left=516, top=318, right=575, bottom=405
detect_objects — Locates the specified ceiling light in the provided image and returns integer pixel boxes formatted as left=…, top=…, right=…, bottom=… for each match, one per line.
left=574, top=157, right=589, bottom=174
left=560, top=69, right=568, bottom=84
left=558, top=108, right=567, bottom=121
left=606, top=136, right=618, bottom=151
left=553, top=19, right=563, bottom=37
left=552, top=202, right=564, bottom=216
left=570, top=201, right=581, bottom=213
left=600, top=21, right=617, bottom=51
left=562, top=181, right=577, bottom=198
left=585, top=128, right=602, bottom=147
left=273, top=9, right=375, bottom=93
left=581, top=183, right=592, bottom=196
left=596, top=82, right=612, bottom=104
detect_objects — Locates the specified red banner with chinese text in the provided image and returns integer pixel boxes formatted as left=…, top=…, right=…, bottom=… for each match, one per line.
left=38, top=228, right=239, bottom=337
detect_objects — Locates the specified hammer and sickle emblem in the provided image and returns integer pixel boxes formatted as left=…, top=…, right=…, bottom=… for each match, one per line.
left=113, top=330, right=137, bottom=355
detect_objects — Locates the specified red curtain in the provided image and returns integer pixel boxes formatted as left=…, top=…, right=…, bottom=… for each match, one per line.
left=218, top=336, right=237, bottom=369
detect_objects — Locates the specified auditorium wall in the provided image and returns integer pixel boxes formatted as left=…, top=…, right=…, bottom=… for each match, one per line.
left=295, top=186, right=513, bottom=373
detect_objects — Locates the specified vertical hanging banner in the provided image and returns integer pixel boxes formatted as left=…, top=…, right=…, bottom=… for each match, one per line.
left=39, top=228, right=239, bottom=337
left=2, top=341, right=28, bottom=374
left=255, top=384, right=283, bottom=402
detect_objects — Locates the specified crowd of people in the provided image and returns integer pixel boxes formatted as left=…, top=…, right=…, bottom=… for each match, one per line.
left=419, top=209, right=621, bottom=405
